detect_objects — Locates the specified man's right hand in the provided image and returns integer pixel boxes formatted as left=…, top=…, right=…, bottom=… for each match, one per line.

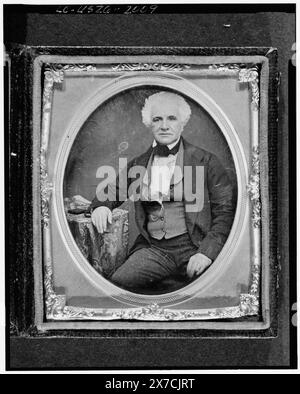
left=91, top=206, right=112, bottom=233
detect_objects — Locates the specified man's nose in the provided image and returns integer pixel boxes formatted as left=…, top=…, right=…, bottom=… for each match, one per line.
left=161, top=119, right=169, bottom=130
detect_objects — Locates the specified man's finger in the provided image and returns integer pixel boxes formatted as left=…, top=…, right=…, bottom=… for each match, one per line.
left=102, top=215, right=108, bottom=232
left=108, top=210, right=112, bottom=224
left=101, top=215, right=106, bottom=232
left=97, top=216, right=104, bottom=233
left=195, top=262, right=204, bottom=275
left=97, top=217, right=102, bottom=233
left=92, top=215, right=100, bottom=233
left=188, top=261, right=194, bottom=277
left=187, top=258, right=196, bottom=278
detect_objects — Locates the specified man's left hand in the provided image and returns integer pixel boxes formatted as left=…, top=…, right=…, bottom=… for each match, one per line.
left=186, top=253, right=212, bottom=278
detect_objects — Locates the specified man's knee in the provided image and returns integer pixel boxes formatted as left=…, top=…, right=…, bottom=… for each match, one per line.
left=110, top=252, right=145, bottom=288
left=110, top=266, right=133, bottom=288
left=110, top=248, right=162, bottom=289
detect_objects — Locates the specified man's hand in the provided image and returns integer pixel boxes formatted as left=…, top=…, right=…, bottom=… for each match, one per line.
left=91, top=206, right=112, bottom=233
left=186, top=253, right=212, bottom=278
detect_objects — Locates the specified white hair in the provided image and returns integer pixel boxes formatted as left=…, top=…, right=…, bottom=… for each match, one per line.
left=141, top=92, right=191, bottom=127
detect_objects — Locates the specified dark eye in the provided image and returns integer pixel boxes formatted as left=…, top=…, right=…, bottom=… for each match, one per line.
left=152, top=117, right=162, bottom=122
left=168, top=116, right=177, bottom=121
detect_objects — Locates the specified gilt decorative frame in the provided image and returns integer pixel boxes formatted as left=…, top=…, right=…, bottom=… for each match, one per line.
left=32, top=52, right=274, bottom=330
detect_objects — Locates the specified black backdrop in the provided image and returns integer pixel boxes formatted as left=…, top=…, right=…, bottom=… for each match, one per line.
left=5, top=4, right=296, bottom=370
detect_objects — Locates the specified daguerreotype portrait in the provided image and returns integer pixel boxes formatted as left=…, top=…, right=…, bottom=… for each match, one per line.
left=65, top=89, right=236, bottom=294
left=29, top=49, right=276, bottom=329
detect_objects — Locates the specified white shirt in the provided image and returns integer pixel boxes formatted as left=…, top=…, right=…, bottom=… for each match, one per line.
left=149, top=138, right=180, bottom=202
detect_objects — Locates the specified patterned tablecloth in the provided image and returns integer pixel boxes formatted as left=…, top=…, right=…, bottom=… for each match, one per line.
left=66, top=209, right=129, bottom=278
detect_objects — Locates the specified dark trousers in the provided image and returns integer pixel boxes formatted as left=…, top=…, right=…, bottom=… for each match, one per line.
left=110, top=232, right=198, bottom=294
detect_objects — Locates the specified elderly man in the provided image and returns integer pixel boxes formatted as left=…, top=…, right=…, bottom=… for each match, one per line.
left=90, top=91, right=234, bottom=293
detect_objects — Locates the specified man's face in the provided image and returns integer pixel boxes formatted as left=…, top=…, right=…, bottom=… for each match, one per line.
left=150, top=99, right=185, bottom=145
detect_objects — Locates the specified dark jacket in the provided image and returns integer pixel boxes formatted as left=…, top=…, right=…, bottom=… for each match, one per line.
left=90, top=138, right=235, bottom=261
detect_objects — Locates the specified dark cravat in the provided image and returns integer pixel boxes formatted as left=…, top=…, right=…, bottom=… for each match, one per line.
left=153, top=139, right=181, bottom=157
